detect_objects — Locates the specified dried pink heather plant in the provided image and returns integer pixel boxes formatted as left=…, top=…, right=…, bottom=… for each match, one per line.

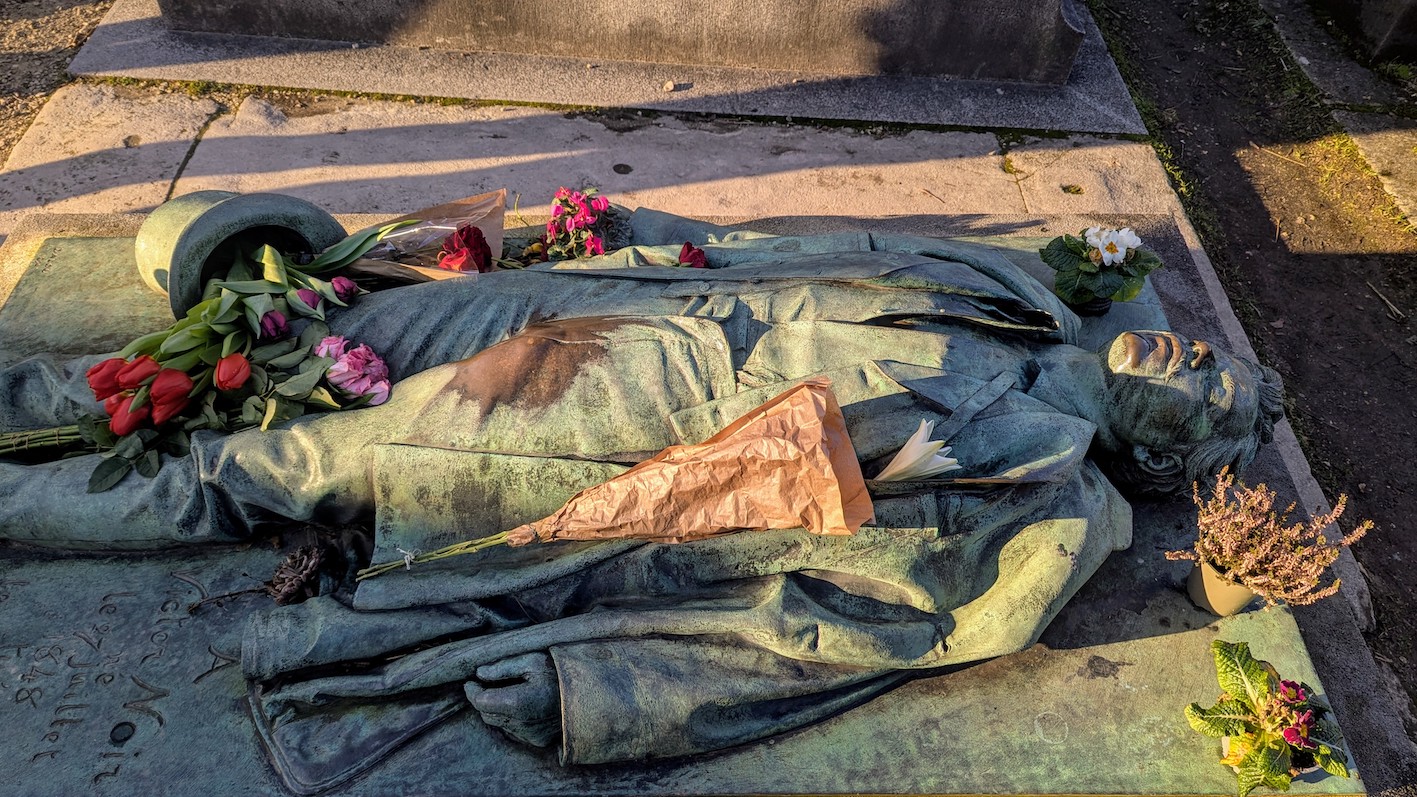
left=1167, top=468, right=1371, bottom=607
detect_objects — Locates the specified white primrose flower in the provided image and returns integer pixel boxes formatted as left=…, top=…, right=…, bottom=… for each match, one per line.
left=1116, top=227, right=1142, bottom=251
left=876, top=419, right=963, bottom=481
left=1084, top=226, right=1106, bottom=249
left=1087, top=226, right=1143, bottom=267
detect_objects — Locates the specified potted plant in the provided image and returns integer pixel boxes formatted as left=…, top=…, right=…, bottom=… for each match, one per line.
left=1038, top=225, right=1162, bottom=315
left=1186, top=640, right=1349, bottom=796
left=1167, top=468, right=1369, bottom=616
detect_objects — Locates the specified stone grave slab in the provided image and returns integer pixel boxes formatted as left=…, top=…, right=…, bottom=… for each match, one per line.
left=0, top=211, right=1366, bottom=796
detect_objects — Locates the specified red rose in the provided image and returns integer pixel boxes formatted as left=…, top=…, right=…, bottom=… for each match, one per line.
left=86, top=357, right=127, bottom=401
left=149, top=368, right=194, bottom=426
left=116, top=355, right=161, bottom=390
left=678, top=242, right=708, bottom=268
left=107, top=395, right=151, bottom=437
left=440, top=224, right=492, bottom=272
left=214, top=353, right=251, bottom=391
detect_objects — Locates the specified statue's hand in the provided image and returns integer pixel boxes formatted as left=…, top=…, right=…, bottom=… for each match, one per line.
left=464, top=652, right=561, bottom=748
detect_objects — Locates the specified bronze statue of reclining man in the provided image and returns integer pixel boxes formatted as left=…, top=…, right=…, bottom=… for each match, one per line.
left=0, top=210, right=1282, bottom=792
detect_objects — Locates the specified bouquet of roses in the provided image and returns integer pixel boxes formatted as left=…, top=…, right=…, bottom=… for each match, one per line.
left=0, top=223, right=410, bottom=492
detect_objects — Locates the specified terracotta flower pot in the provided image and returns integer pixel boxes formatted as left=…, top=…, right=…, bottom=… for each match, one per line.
left=1186, top=560, right=1257, bottom=616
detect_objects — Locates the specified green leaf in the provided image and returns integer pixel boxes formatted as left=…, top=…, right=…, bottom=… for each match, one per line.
left=1314, top=745, right=1349, bottom=778
left=1090, top=269, right=1126, bottom=299
left=266, top=345, right=313, bottom=371
left=1184, top=700, right=1252, bottom=737
left=241, top=396, right=265, bottom=427
left=1052, top=267, right=1092, bottom=304
left=158, top=326, right=210, bottom=356
left=1039, top=237, right=1083, bottom=272
left=158, top=348, right=205, bottom=373
left=1077, top=257, right=1100, bottom=274
left=159, top=429, right=191, bottom=458
left=87, top=457, right=134, bottom=493
left=129, top=385, right=151, bottom=413
left=306, top=386, right=342, bottom=409
left=1212, top=640, right=1273, bottom=710
left=118, top=329, right=170, bottom=359
left=226, top=251, right=254, bottom=282
left=299, top=355, right=334, bottom=375
left=302, top=275, right=347, bottom=308
left=135, top=448, right=161, bottom=478
left=297, top=320, right=331, bottom=349
left=274, top=366, right=325, bottom=398
left=189, top=367, right=214, bottom=398
left=257, top=245, right=289, bottom=285
left=1128, top=248, right=1164, bottom=277
left=284, top=288, right=325, bottom=320
left=221, top=330, right=245, bottom=358
left=1112, top=274, right=1147, bottom=303
left=197, top=343, right=225, bottom=366
left=304, top=220, right=419, bottom=274
left=249, top=339, right=299, bottom=365
left=261, top=396, right=280, bottom=431
left=1237, top=740, right=1289, bottom=797
left=249, top=364, right=270, bottom=395
left=213, top=279, right=288, bottom=295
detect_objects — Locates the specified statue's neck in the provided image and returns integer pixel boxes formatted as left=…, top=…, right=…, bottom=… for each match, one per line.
left=1026, top=347, right=1119, bottom=451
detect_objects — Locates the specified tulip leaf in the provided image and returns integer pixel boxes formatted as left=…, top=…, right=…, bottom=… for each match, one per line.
left=129, top=385, right=151, bottom=412
left=135, top=449, right=162, bottom=478
left=244, top=305, right=264, bottom=337
left=87, top=456, right=134, bottom=493
left=159, top=349, right=204, bottom=373
left=119, top=330, right=170, bottom=359
left=304, top=220, right=419, bottom=274
left=215, top=279, right=288, bottom=295
left=197, top=343, right=225, bottom=366
left=159, top=327, right=210, bottom=356
left=257, top=245, right=289, bottom=285
left=275, top=366, right=325, bottom=398
left=189, top=368, right=214, bottom=398
left=221, top=331, right=245, bottom=358
left=302, top=275, right=345, bottom=307
left=226, top=251, right=254, bottom=283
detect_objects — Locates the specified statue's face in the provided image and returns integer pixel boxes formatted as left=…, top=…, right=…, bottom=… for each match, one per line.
left=1103, top=331, right=1260, bottom=449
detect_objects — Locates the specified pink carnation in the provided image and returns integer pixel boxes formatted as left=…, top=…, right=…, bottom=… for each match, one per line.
left=326, top=343, right=391, bottom=406
left=315, top=335, right=350, bottom=359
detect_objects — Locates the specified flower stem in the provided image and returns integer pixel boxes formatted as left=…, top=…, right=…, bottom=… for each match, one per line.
left=0, top=425, right=85, bottom=456
left=354, top=531, right=510, bottom=581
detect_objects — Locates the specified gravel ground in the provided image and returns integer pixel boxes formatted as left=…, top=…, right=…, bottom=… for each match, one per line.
left=0, top=0, right=112, bottom=166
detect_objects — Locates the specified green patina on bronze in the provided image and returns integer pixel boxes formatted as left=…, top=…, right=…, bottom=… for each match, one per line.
left=0, top=207, right=1360, bottom=796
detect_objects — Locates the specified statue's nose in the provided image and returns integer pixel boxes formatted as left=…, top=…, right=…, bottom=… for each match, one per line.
left=1189, top=341, right=1214, bottom=369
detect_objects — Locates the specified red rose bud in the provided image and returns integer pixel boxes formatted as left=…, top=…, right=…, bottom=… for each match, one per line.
left=107, top=395, right=151, bottom=437
left=260, top=310, right=289, bottom=340
left=116, top=355, right=161, bottom=390
left=296, top=288, right=323, bottom=311
left=149, top=368, right=194, bottom=426
left=86, top=357, right=128, bottom=401
left=331, top=276, right=359, bottom=303
left=438, top=247, right=475, bottom=272
left=214, top=353, right=251, bottom=391
left=678, top=242, right=708, bottom=268
left=440, top=225, right=493, bottom=272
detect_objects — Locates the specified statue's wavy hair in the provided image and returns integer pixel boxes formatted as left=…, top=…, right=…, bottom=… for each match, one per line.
left=1103, top=359, right=1284, bottom=498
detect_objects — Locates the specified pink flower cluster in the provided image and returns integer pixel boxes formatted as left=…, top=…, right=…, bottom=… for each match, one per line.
left=317, top=336, right=392, bottom=406
left=546, top=187, right=611, bottom=258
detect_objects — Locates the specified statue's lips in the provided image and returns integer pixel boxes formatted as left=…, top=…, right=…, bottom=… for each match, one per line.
left=1120, top=331, right=1185, bottom=374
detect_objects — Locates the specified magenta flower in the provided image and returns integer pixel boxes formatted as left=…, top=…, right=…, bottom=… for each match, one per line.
left=296, top=288, right=323, bottom=312
left=552, top=204, right=565, bottom=218
left=326, top=343, right=391, bottom=406
left=591, top=195, right=610, bottom=213
left=1282, top=709, right=1317, bottom=750
left=1277, top=680, right=1308, bottom=705
left=260, top=310, right=289, bottom=340
left=331, top=276, right=359, bottom=303
left=585, top=235, right=605, bottom=256
left=554, top=186, right=572, bottom=200
left=315, top=335, right=350, bottom=360
left=678, top=241, right=708, bottom=268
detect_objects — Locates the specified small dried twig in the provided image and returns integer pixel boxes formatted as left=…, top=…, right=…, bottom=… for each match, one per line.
left=1365, top=280, right=1408, bottom=320
left=1249, top=140, right=1307, bottom=167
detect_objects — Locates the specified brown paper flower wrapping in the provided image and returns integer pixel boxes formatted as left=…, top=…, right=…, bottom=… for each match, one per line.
left=506, top=378, right=873, bottom=546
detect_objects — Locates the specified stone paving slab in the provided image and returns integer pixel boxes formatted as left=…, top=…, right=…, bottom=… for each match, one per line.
left=68, top=0, right=1146, bottom=134
left=171, top=97, right=1176, bottom=220
left=0, top=84, right=217, bottom=243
